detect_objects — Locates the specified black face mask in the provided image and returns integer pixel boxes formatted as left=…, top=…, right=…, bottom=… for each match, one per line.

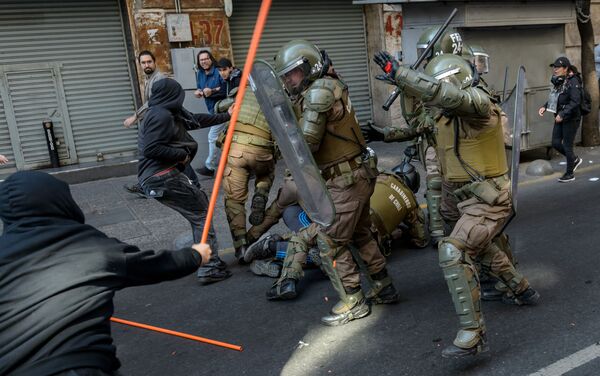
left=551, top=75, right=565, bottom=86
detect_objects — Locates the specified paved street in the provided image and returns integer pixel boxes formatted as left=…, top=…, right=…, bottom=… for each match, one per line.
left=34, top=143, right=600, bottom=375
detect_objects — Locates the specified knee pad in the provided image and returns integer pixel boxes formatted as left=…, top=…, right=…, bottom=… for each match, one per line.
left=438, top=239, right=464, bottom=268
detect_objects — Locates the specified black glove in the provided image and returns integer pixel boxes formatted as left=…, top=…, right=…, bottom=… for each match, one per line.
left=360, top=121, right=385, bottom=143
left=373, top=51, right=400, bottom=78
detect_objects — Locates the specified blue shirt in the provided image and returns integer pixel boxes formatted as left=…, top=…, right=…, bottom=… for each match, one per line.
left=196, top=66, right=225, bottom=114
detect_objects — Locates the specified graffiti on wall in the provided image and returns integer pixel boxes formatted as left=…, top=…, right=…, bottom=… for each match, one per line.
left=385, top=13, right=403, bottom=38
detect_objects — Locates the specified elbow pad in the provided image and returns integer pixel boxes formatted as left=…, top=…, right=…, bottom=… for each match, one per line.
left=300, top=108, right=327, bottom=150
left=428, top=84, right=490, bottom=116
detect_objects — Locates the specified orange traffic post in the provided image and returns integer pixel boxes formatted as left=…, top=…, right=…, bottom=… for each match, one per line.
left=110, top=317, right=242, bottom=352
left=201, top=0, right=272, bottom=244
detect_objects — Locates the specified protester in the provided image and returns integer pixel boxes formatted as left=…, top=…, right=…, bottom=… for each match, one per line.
left=138, top=78, right=232, bottom=284
left=0, top=171, right=212, bottom=376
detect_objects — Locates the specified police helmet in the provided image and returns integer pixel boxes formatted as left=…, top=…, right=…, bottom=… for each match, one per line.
left=417, top=27, right=464, bottom=63
left=392, top=161, right=420, bottom=194
left=274, top=40, right=324, bottom=96
left=424, top=53, right=475, bottom=89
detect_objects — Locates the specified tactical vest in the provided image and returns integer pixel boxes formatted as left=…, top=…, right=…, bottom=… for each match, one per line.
left=235, top=90, right=273, bottom=145
left=370, top=173, right=417, bottom=236
left=300, top=78, right=365, bottom=169
left=436, top=107, right=508, bottom=182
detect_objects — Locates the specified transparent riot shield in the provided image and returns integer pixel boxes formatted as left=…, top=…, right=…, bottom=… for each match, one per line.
left=249, top=60, right=335, bottom=227
left=500, top=66, right=526, bottom=213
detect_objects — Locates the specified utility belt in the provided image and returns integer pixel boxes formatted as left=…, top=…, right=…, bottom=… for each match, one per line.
left=217, top=131, right=274, bottom=149
left=321, top=149, right=378, bottom=182
left=452, top=174, right=510, bottom=206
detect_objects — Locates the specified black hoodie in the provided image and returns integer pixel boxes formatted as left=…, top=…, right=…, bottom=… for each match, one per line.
left=138, top=78, right=230, bottom=183
left=0, top=171, right=202, bottom=376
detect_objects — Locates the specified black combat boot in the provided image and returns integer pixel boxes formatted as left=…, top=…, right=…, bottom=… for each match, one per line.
left=243, top=233, right=282, bottom=263
left=266, top=278, right=297, bottom=300
left=249, top=193, right=268, bottom=225
left=197, top=255, right=231, bottom=285
left=366, top=269, right=400, bottom=305
left=502, top=287, right=540, bottom=306
left=441, top=333, right=489, bottom=358
left=321, top=289, right=371, bottom=326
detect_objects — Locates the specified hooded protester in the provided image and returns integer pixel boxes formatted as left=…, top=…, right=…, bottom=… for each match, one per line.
left=138, top=78, right=232, bottom=284
left=0, top=171, right=212, bottom=376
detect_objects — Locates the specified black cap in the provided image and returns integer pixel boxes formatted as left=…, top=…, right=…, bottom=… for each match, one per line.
left=215, top=57, right=233, bottom=68
left=550, top=57, right=570, bottom=68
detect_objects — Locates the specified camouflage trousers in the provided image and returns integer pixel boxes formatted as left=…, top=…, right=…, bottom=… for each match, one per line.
left=441, top=175, right=528, bottom=294
left=223, top=143, right=274, bottom=247
left=279, top=165, right=387, bottom=290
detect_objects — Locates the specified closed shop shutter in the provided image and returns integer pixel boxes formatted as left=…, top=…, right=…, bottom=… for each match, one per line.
left=0, top=96, right=16, bottom=173
left=0, top=0, right=137, bottom=170
left=229, top=0, right=372, bottom=125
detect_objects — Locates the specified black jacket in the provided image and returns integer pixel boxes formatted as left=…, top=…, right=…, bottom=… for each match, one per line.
left=137, top=78, right=230, bottom=183
left=546, top=74, right=582, bottom=123
left=0, top=171, right=202, bottom=376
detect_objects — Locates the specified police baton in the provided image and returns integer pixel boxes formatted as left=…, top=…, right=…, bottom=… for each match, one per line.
left=382, top=7, right=458, bottom=111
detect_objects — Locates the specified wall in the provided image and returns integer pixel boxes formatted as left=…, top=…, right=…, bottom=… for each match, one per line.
left=124, top=0, right=231, bottom=97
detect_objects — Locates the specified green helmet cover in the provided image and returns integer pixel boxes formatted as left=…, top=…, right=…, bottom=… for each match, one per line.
left=424, top=53, right=475, bottom=89
left=417, top=27, right=464, bottom=62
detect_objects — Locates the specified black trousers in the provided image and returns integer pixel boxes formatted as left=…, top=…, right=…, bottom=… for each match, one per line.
left=552, top=118, right=581, bottom=174
left=142, top=169, right=217, bottom=248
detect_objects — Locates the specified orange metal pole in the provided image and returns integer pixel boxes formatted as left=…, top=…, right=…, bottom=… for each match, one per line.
left=110, top=0, right=272, bottom=353
left=201, top=0, right=273, bottom=244
left=110, top=317, right=243, bottom=352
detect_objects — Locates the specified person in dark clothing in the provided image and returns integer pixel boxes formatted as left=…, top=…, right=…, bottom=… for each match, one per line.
left=539, top=56, right=583, bottom=182
left=138, top=78, right=232, bottom=284
left=215, top=57, right=242, bottom=97
left=0, top=171, right=212, bottom=376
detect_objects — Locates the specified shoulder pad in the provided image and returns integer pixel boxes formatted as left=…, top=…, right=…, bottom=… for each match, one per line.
left=303, top=80, right=338, bottom=113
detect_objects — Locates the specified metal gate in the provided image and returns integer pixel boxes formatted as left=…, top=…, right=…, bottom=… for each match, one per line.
left=229, top=0, right=373, bottom=124
left=0, top=0, right=137, bottom=173
left=0, top=63, right=77, bottom=170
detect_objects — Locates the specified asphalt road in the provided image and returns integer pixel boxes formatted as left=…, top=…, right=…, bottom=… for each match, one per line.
left=110, top=150, right=600, bottom=376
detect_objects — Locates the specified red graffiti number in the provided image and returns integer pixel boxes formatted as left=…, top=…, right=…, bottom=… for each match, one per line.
left=197, top=19, right=224, bottom=45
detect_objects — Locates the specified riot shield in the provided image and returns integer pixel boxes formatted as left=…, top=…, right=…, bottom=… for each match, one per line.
left=500, top=66, right=526, bottom=213
left=249, top=60, right=336, bottom=227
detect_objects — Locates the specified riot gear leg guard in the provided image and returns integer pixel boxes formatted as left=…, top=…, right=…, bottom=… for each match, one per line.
left=316, top=233, right=371, bottom=326
left=366, top=268, right=400, bottom=305
left=426, top=175, right=444, bottom=243
left=266, top=235, right=307, bottom=300
left=438, top=239, right=488, bottom=357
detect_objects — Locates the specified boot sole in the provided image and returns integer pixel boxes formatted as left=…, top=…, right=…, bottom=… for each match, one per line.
left=441, top=343, right=489, bottom=358
left=321, top=304, right=371, bottom=326
left=266, top=290, right=297, bottom=300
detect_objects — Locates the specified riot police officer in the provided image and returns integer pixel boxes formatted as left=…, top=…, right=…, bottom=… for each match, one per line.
left=363, top=28, right=465, bottom=244
left=215, top=89, right=276, bottom=263
left=267, top=40, right=398, bottom=326
left=374, top=51, right=540, bottom=357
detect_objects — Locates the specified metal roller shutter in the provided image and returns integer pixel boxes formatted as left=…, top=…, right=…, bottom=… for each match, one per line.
left=229, top=0, right=372, bottom=124
left=0, top=0, right=136, bottom=169
left=0, top=96, right=16, bottom=174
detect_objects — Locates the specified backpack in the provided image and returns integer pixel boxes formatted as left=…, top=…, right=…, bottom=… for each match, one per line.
left=578, top=76, right=592, bottom=116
